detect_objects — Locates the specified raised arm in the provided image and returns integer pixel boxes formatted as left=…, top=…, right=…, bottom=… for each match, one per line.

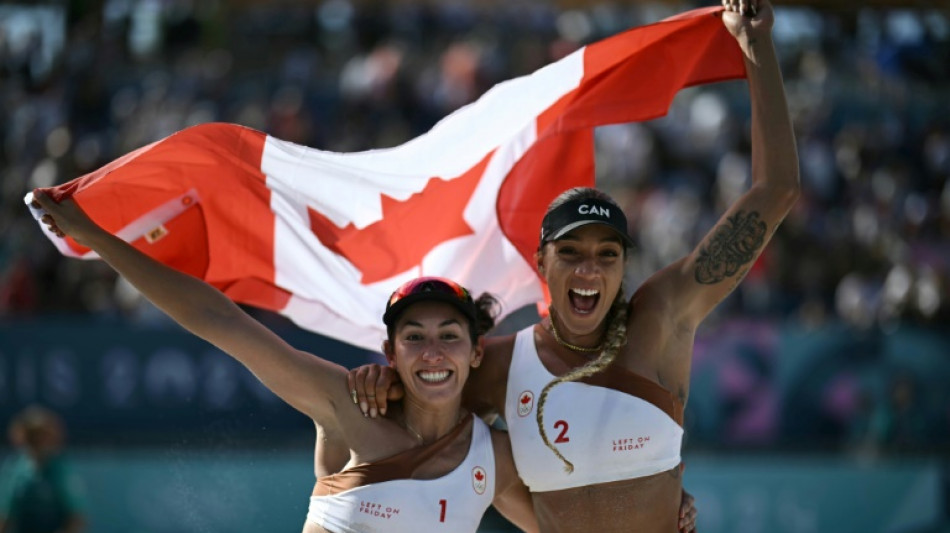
left=649, top=0, right=800, bottom=327
left=32, top=191, right=350, bottom=425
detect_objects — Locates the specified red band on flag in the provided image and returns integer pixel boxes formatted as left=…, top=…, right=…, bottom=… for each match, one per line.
left=498, top=7, right=745, bottom=282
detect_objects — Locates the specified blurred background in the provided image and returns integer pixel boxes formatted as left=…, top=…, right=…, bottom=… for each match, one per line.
left=0, top=0, right=948, bottom=531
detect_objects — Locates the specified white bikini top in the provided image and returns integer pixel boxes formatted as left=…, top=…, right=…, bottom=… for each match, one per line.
left=306, top=414, right=495, bottom=533
left=504, top=325, right=684, bottom=492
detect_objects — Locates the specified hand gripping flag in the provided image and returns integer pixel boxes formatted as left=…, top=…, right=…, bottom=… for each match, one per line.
left=26, top=7, right=745, bottom=351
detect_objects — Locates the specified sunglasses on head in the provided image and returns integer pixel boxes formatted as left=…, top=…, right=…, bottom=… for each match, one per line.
left=383, top=276, right=480, bottom=334
left=388, top=277, right=472, bottom=308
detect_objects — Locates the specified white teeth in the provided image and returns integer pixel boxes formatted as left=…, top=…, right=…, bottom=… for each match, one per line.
left=571, top=288, right=599, bottom=296
left=418, top=370, right=450, bottom=383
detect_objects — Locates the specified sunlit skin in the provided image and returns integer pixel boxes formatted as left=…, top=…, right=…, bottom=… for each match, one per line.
left=383, top=302, right=484, bottom=440
left=501, top=4, right=798, bottom=528
left=31, top=192, right=544, bottom=533
left=31, top=4, right=802, bottom=531
left=536, top=224, right=626, bottom=349
left=343, top=1, right=801, bottom=530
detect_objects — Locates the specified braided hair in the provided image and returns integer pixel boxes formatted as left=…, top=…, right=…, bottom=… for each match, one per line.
left=535, top=285, right=628, bottom=472
left=535, top=186, right=632, bottom=472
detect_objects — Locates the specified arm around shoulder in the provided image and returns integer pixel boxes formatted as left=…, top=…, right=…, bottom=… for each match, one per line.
left=462, top=335, right=514, bottom=419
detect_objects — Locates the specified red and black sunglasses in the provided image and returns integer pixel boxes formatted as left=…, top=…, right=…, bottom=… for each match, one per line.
left=383, top=277, right=476, bottom=327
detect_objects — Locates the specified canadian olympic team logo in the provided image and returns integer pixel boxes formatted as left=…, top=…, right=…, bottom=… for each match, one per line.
left=472, top=466, right=487, bottom=495
left=517, top=391, right=534, bottom=417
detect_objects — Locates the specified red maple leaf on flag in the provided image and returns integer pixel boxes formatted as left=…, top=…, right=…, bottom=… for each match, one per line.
left=307, top=151, right=492, bottom=284
left=29, top=7, right=747, bottom=352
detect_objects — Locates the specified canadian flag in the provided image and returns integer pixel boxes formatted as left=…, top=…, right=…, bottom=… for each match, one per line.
left=25, top=7, right=744, bottom=351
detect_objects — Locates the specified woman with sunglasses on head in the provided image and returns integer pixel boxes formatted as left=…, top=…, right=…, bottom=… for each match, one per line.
left=30, top=191, right=542, bottom=532
left=30, top=187, right=702, bottom=533
left=350, top=1, right=799, bottom=531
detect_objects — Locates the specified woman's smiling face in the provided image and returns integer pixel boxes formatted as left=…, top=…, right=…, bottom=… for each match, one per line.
left=385, top=301, right=482, bottom=408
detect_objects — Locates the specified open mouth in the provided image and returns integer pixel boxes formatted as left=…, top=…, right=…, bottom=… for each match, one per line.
left=417, top=370, right=453, bottom=383
left=569, top=288, right=600, bottom=314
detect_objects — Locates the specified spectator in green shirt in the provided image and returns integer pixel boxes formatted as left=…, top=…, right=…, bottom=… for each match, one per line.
left=0, top=406, right=85, bottom=533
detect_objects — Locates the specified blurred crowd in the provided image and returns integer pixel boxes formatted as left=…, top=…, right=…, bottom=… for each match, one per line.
left=0, top=1, right=947, bottom=452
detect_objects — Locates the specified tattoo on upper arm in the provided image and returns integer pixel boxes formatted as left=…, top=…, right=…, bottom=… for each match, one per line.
left=694, top=210, right=767, bottom=284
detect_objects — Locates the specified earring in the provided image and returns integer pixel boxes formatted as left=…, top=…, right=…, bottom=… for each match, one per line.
left=472, top=360, right=481, bottom=368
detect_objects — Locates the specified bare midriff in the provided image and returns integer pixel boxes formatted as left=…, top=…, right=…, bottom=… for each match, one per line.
left=302, top=518, right=331, bottom=533
left=530, top=466, right=683, bottom=533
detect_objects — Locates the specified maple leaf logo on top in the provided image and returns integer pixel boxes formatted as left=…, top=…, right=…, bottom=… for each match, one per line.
left=472, top=466, right=487, bottom=495
left=518, top=390, right=534, bottom=417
